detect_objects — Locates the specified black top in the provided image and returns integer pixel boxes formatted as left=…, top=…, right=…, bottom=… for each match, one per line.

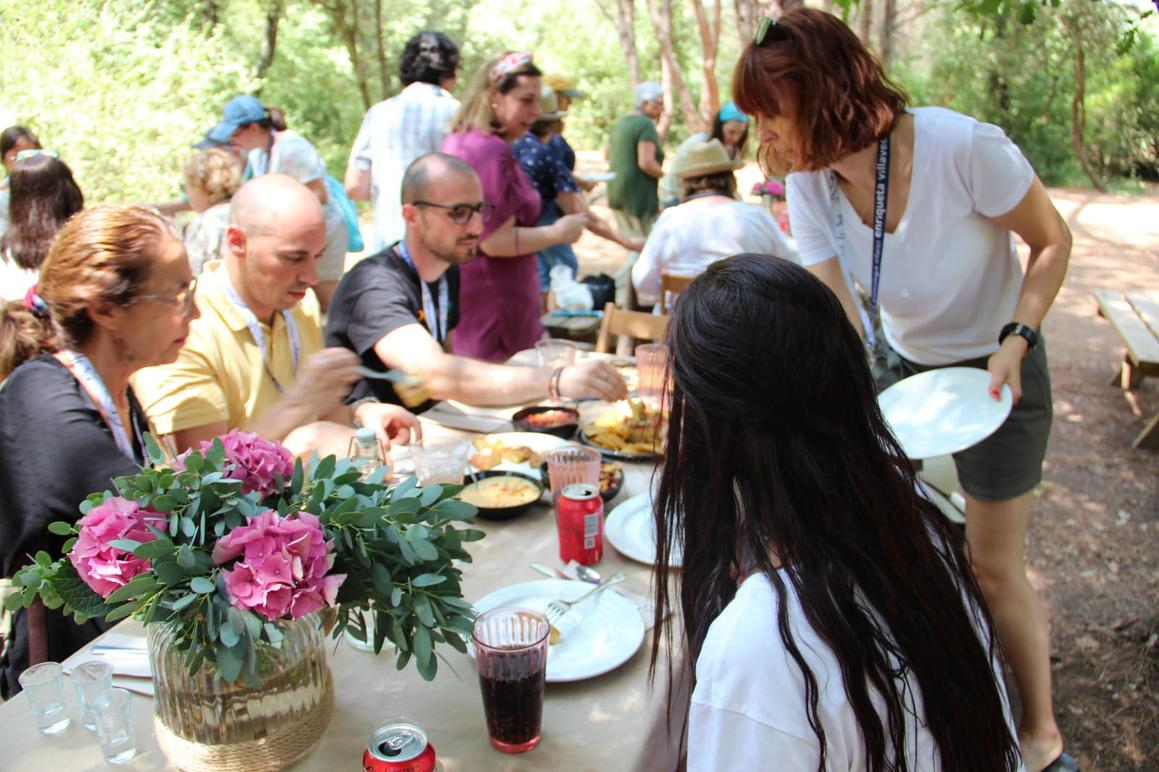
left=0, top=355, right=147, bottom=695
left=325, top=245, right=460, bottom=411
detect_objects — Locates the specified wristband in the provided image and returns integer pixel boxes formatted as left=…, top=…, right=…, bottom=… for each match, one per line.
left=998, top=322, right=1037, bottom=351
left=547, top=367, right=564, bottom=399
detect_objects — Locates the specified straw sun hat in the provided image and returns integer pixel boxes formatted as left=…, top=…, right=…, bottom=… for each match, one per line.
left=672, top=139, right=744, bottom=179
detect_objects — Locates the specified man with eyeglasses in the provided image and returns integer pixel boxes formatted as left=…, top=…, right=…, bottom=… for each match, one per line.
left=326, top=152, right=627, bottom=410
left=134, top=174, right=421, bottom=456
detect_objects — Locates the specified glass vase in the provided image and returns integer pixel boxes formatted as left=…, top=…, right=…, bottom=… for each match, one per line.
left=148, top=614, right=333, bottom=772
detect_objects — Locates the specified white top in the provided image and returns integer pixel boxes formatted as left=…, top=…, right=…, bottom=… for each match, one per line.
left=348, top=83, right=460, bottom=252
left=689, top=570, right=1023, bottom=771
left=0, top=253, right=37, bottom=302
left=247, top=130, right=343, bottom=230
left=787, top=107, right=1035, bottom=365
left=631, top=196, right=798, bottom=307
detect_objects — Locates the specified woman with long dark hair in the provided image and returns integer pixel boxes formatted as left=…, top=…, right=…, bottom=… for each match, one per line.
left=732, top=9, right=1072, bottom=770
left=0, top=153, right=84, bottom=301
left=653, top=254, right=1022, bottom=770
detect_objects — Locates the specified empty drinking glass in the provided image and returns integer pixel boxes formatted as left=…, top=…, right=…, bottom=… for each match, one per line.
left=89, top=688, right=136, bottom=764
left=18, top=661, right=70, bottom=735
left=411, top=440, right=469, bottom=485
left=545, top=446, right=602, bottom=507
left=472, top=608, right=550, bottom=753
left=535, top=339, right=578, bottom=369
left=635, top=343, right=668, bottom=410
left=71, top=659, right=113, bottom=730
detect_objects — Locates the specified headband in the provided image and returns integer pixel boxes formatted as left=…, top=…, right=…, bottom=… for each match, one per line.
left=14, top=148, right=59, bottom=163
left=23, top=285, right=49, bottom=318
left=491, top=52, right=533, bottom=84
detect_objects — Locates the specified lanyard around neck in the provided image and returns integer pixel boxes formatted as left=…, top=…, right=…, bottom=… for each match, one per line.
left=827, top=134, right=891, bottom=324
left=396, top=241, right=449, bottom=346
left=223, top=275, right=300, bottom=395
left=54, top=350, right=141, bottom=460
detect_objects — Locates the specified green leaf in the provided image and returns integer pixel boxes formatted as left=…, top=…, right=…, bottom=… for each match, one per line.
left=104, top=574, right=158, bottom=604
left=134, top=538, right=175, bottom=560
left=152, top=495, right=177, bottom=513
left=104, top=600, right=143, bottom=623
left=189, top=576, right=216, bottom=594
left=177, top=546, right=196, bottom=569
left=410, top=538, right=439, bottom=562
left=4, top=591, right=27, bottom=611
left=413, top=594, right=435, bottom=627
left=412, top=573, right=446, bottom=588
left=219, top=621, right=241, bottom=648
left=170, top=593, right=199, bottom=612
left=216, top=643, right=243, bottom=683
left=419, top=485, right=443, bottom=506
left=108, top=538, right=142, bottom=552
left=180, top=516, right=197, bottom=538
left=392, top=476, right=417, bottom=499
left=413, top=624, right=433, bottom=669
left=371, top=563, right=392, bottom=593
left=415, top=649, right=438, bottom=681
left=313, top=455, right=336, bottom=481
left=390, top=586, right=402, bottom=607
left=144, top=432, right=165, bottom=466
left=47, top=521, right=75, bottom=536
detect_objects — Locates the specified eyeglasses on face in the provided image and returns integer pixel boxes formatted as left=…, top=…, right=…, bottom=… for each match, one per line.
left=754, top=16, right=793, bottom=46
left=412, top=200, right=494, bottom=225
left=133, top=277, right=198, bottom=314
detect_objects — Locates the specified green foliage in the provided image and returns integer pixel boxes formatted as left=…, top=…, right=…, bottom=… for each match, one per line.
left=6, top=433, right=483, bottom=686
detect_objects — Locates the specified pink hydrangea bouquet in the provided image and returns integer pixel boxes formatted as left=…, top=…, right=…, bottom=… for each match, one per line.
left=7, top=429, right=482, bottom=684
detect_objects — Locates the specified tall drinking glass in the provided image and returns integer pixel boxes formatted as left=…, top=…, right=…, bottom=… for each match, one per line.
left=18, top=661, right=70, bottom=735
left=545, top=446, right=602, bottom=507
left=71, top=659, right=113, bottom=730
left=635, top=343, right=668, bottom=410
left=472, top=608, right=550, bottom=753
left=535, top=339, right=578, bottom=369
left=90, top=688, right=136, bottom=764
left=411, top=440, right=469, bottom=485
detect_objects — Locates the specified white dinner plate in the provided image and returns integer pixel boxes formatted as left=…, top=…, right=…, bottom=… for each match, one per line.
left=877, top=367, right=1013, bottom=460
left=605, top=492, right=682, bottom=567
left=469, top=432, right=573, bottom=478
left=471, top=579, right=645, bottom=682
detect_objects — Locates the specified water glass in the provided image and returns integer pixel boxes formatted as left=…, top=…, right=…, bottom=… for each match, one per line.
left=89, top=688, right=136, bottom=764
left=18, top=661, right=70, bottom=735
left=635, top=343, right=668, bottom=409
left=545, top=446, right=602, bottom=507
left=71, top=659, right=113, bottom=730
left=411, top=440, right=469, bottom=485
left=535, top=339, right=578, bottom=369
left=472, top=608, right=550, bottom=753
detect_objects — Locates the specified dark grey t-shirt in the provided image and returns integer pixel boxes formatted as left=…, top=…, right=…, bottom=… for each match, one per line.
left=324, top=244, right=459, bottom=410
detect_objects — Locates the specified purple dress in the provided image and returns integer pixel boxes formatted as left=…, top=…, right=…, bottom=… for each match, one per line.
left=441, top=129, right=543, bottom=362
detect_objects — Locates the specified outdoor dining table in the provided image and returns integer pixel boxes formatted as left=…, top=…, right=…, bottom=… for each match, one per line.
left=0, top=385, right=688, bottom=771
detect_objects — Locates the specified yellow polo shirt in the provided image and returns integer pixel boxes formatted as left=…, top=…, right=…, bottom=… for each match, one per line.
left=133, top=260, right=323, bottom=435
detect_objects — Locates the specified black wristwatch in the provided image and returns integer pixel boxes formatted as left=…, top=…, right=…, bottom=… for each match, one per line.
left=999, top=322, right=1037, bottom=351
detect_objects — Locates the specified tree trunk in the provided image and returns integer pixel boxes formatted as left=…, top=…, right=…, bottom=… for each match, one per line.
left=320, top=0, right=372, bottom=110
left=858, top=0, right=874, bottom=47
left=692, top=0, right=722, bottom=128
left=1068, top=14, right=1106, bottom=191
left=373, top=0, right=390, bottom=100
left=254, top=0, right=284, bottom=81
left=880, top=0, right=897, bottom=66
left=596, top=0, right=641, bottom=90
left=645, top=0, right=700, bottom=138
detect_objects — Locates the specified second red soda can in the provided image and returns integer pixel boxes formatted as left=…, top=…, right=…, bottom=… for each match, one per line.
left=557, top=483, right=604, bottom=565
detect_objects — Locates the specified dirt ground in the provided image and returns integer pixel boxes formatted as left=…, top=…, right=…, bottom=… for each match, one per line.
left=572, top=153, right=1159, bottom=769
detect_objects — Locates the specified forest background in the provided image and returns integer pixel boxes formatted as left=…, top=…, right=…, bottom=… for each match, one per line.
left=1, top=0, right=1156, bottom=206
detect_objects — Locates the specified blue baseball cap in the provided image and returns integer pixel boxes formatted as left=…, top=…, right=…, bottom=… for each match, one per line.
left=207, top=95, right=267, bottom=144
left=718, top=101, right=748, bottom=123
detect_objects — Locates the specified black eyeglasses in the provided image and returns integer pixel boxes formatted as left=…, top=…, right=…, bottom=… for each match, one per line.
left=754, top=17, right=793, bottom=46
left=412, top=201, right=494, bottom=224
left=132, top=278, right=198, bottom=314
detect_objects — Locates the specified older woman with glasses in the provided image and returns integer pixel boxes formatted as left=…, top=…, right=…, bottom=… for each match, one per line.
left=441, top=51, right=588, bottom=363
left=0, top=206, right=197, bottom=696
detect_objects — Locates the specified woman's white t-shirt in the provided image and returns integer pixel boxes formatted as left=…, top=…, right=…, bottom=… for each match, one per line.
left=631, top=196, right=798, bottom=307
left=689, top=570, right=1022, bottom=771
left=247, top=130, right=343, bottom=230
left=787, top=107, right=1035, bottom=365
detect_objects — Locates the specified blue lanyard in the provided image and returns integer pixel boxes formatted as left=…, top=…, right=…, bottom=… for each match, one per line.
left=396, top=241, right=449, bottom=346
left=222, top=275, right=300, bottom=395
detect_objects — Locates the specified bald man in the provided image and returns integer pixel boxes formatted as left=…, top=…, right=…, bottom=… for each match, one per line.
left=325, top=153, right=626, bottom=409
left=134, top=174, right=419, bottom=456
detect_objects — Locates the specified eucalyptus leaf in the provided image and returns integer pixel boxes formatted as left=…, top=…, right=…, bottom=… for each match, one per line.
left=176, top=546, right=196, bottom=569
left=412, top=573, right=446, bottom=588
left=219, top=621, right=241, bottom=648
left=415, top=650, right=438, bottom=681
left=413, top=594, right=435, bottom=627
left=314, top=455, right=336, bottom=481
left=108, top=538, right=142, bottom=552
left=390, top=587, right=402, bottom=607
left=411, top=539, right=439, bottom=562
left=413, top=624, right=433, bottom=668
left=216, top=643, right=243, bottom=683
left=104, top=574, right=158, bottom=604
left=47, top=521, right=74, bottom=536
left=189, top=576, right=216, bottom=594
left=170, top=593, right=198, bottom=612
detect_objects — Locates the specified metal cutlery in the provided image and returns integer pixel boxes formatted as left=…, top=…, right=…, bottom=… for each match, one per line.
left=544, top=571, right=625, bottom=627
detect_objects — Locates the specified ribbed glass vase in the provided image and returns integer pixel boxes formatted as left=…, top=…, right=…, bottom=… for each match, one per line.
left=147, top=614, right=333, bottom=772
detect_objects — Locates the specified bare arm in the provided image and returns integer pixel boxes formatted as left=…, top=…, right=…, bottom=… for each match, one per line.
left=479, top=214, right=586, bottom=257
left=373, top=324, right=626, bottom=405
left=804, top=256, right=867, bottom=340
left=344, top=166, right=371, bottom=201
left=637, top=140, right=663, bottom=178
left=983, top=176, right=1072, bottom=401
left=555, top=192, right=641, bottom=251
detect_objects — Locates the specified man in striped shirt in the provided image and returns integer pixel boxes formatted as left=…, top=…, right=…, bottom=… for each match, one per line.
left=344, top=31, right=461, bottom=254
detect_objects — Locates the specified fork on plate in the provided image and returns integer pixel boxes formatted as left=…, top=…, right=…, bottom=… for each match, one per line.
left=544, top=572, right=626, bottom=628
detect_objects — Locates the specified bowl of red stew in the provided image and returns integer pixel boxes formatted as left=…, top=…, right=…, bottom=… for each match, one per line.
left=512, top=406, right=580, bottom=439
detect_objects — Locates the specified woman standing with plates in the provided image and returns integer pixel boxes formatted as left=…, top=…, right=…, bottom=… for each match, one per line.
left=732, top=9, right=1073, bottom=771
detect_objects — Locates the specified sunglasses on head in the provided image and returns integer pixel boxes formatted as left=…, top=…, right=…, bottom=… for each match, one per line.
left=754, top=17, right=793, bottom=46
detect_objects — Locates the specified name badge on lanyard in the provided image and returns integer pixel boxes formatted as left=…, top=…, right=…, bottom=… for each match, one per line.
left=223, top=277, right=300, bottom=395
left=396, top=241, right=449, bottom=346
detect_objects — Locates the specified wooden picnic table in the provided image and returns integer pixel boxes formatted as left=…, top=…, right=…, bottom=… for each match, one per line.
left=1094, top=290, right=1159, bottom=448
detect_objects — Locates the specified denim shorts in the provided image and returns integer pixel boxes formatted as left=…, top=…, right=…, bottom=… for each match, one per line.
left=899, top=339, right=1053, bottom=502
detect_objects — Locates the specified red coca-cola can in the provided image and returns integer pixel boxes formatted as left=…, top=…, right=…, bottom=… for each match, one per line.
left=557, top=482, right=604, bottom=565
left=363, top=720, right=437, bottom=772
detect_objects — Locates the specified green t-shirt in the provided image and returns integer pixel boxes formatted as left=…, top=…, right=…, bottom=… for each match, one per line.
left=607, top=112, right=664, bottom=218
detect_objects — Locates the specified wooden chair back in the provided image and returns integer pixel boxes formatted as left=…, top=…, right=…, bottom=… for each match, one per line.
left=659, top=272, right=695, bottom=315
left=595, top=302, right=669, bottom=354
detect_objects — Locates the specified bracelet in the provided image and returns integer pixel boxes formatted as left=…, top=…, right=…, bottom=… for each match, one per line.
left=547, top=367, right=564, bottom=399
left=349, top=396, right=379, bottom=428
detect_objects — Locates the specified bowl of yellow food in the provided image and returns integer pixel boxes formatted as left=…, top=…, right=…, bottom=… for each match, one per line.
left=457, top=470, right=546, bottom=521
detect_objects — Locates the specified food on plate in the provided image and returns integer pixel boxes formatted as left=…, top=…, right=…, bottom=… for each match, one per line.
left=458, top=475, right=542, bottom=509
left=522, top=409, right=578, bottom=430
left=599, top=462, right=624, bottom=495
left=470, top=436, right=546, bottom=470
left=583, top=399, right=665, bottom=456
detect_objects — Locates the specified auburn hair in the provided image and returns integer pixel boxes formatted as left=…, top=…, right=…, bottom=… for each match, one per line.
left=732, top=8, right=909, bottom=173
